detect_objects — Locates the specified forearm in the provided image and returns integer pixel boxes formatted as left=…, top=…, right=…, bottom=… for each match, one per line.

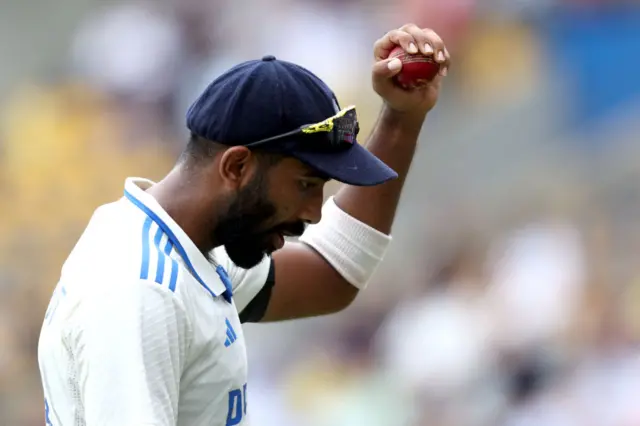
left=334, top=105, right=425, bottom=234
left=261, top=25, right=449, bottom=321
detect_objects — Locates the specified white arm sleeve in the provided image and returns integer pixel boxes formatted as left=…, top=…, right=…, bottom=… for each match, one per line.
left=211, top=246, right=271, bottom=314
left=68, top=280, right=191, bottom=426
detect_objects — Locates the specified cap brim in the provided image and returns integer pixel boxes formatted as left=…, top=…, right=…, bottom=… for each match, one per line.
left=290, top=143, right=398, bottom=186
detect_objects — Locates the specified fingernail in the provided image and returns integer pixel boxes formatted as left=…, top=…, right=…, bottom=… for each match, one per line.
left=440, top=66, right=448, bottom=76
left=424, top=44, right=434, bottom=54
left=388, top=58, right=402, bottom=72
left=408, top=43, right=418, bottom=54
left=437, top=51, right=445, bottom=62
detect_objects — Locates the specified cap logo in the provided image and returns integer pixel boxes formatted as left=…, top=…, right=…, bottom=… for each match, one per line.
left=301, top=105, right=357, bottom=145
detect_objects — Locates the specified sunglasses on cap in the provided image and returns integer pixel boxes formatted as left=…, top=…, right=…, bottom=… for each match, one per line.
left=245, top=105, right=360, bottom=152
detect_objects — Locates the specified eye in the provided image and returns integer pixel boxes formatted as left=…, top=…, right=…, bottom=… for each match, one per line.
left=298, top=179, right=322, bottom=192
left=298, top=180, right=313, bottom=191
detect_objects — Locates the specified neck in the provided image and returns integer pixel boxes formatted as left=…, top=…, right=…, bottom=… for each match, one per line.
left=146, top=166, right=221, bottom=253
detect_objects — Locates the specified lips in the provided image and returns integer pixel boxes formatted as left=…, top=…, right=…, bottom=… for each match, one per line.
left=271, top=232, right=285, bottom=251
left=264, top=223, right=305, bottom=253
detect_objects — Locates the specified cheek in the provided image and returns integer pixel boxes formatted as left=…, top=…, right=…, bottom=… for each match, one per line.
left=268, top=185, right=306, bottom=221
left=273, top=200, right=301, bottom=223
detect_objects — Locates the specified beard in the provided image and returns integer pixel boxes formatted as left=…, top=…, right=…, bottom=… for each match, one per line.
left=211, top=173, right=305, bottom=269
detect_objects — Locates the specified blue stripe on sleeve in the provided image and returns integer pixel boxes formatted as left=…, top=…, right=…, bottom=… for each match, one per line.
left=163, top=240, right=179, bottom=292
left=140, top=217, right=153, bottom=279
left=153, top=227, right=165, bottom=284
left=168, top=259, right=179, bottom=293
left=163, top=239, right=174, bottom=255
left=125, top=190, right=222, bottom=300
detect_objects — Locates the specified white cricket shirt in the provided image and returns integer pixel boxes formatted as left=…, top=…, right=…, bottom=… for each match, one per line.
left=38, top=177, right=272, bottom=426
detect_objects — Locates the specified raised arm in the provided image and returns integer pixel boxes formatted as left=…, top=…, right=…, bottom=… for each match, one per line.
left=260, top=24, right=450, bottom=322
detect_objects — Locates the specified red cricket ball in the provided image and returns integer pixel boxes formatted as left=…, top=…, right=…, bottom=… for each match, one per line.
left=390, top=46, right=440, bottom=89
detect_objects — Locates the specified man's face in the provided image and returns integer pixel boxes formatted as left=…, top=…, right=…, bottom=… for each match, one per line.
left=212, top=157, right=327, bottom=268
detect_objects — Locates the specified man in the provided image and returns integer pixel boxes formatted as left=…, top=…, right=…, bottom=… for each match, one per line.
left=38, top=24, right=450, bottom=426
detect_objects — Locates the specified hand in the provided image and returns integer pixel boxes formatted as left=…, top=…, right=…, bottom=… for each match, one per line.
left=372, top=24, right=450, bottom=118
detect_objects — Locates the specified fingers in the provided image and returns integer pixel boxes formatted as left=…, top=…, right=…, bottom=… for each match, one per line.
left=373, top=29, right=418, bottom=61
left=400, top=24, right=437, bottom=57
left=374, top=24, right=451, bottom=75
left=372, top=57, right=403, bottom=79
left=440, top=46, right=451, bottom=76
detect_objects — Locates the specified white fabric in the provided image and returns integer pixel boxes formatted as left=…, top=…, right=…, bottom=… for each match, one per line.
left=299, top=197, right=392, bottom=290
left=38, top=177, right=270, bottom=426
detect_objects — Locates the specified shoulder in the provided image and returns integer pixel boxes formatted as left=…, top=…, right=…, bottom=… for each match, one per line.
left=62, top=199, right=149, bottom=273
left=64, top=276, right=193, bottom=348
left=61, top=200, right=192, bottom=311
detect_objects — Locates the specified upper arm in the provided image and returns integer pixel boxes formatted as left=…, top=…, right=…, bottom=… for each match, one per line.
left=71, top=280, right=191, bottom=426
left=258, top=196, right=393, bottom=322
left=211, top=240, right=361, bottom=323
left=261, top=242, right=358, bottom=322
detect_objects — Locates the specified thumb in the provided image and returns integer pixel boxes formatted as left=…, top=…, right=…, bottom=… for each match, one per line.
left=372, top=57, right=402, bottom=79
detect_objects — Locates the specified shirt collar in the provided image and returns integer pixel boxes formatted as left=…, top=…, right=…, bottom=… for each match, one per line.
left=124, top=177, right=228, bottom=298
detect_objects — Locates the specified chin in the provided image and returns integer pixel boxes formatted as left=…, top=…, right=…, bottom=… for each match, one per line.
left=225, top=248, right=268, bottom=269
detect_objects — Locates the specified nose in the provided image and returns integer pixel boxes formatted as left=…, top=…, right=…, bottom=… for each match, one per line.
left=298, top=190, right=324, bottom=225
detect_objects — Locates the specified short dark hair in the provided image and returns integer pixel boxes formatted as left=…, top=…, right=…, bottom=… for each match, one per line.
left=179, top=133, right=223, bottom=166
left=179, top=133, right=285, bottom=169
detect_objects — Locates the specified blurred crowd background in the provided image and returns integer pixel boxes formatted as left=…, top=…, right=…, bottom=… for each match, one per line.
left=2, top=0, right=640, bottom=425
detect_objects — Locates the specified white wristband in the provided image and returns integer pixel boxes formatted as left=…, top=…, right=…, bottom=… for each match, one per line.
left=298, top=196, right=392, bottom=290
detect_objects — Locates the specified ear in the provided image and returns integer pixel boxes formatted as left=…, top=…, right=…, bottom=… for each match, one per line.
left=218, top=146, right=256, bottom=188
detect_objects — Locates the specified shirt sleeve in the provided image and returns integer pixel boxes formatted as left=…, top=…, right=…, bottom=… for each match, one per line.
left=67, top=279, right=191, bottom=426
left=211, top=247, right=273, bottom=319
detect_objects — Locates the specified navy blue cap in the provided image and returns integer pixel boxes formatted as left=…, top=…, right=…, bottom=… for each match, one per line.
left=186, top=55, right=398, bottom=186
